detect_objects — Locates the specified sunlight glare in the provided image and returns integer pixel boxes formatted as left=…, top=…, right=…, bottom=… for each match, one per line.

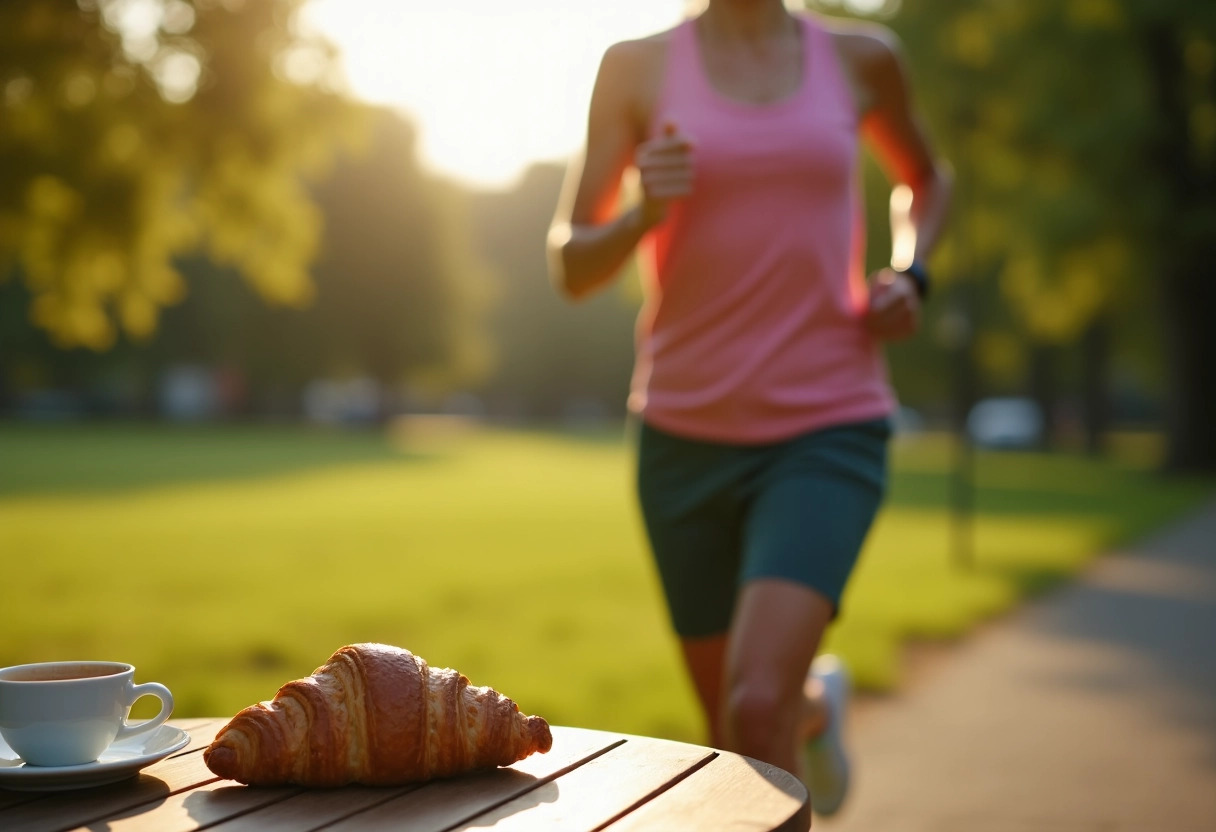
left=301, top=0, right=685, bottom=190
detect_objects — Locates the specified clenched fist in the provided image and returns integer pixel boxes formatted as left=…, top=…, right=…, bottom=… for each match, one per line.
left=863, top=268, right=921, bottom=341
left=635, top=121, right=695, bottom=228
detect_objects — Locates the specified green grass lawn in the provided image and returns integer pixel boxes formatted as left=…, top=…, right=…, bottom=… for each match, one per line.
left=0, top=421, right=1210, bottom=745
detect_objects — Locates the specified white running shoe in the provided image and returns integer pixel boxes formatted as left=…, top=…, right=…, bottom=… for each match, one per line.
left=802, top=654, right=851, bottom=817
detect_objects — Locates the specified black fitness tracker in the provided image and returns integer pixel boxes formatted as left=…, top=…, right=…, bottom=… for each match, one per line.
left=897, top=260, right=931, bottom=301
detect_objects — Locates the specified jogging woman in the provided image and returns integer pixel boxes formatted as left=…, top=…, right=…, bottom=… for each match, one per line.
left=548, top=0, right=951, bottom=816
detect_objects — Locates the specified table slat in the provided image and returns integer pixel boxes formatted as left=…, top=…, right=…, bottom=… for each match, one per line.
left=168, top=718, right=229, bottom=737
left=349, top=734, right=712, bottom=832
left=205, top=784, right=422, bottom=832
left=601, top=748, right=809, bottom=832
left=67, top=779, right=303, bottom=832
left=0, top=719, right=227, bottom=832
left=172, top=719, right=230, bottom=754
left=317, top=726, right=625, bottom=832
left=473, top=735, right=716, bottom=832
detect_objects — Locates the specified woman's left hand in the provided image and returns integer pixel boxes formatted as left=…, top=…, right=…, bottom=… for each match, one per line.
left=863, top=269, right=921, bottom=341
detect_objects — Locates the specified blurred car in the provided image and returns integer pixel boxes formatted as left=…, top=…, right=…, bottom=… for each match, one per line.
left=892, top=405, right=926, bottom=436
left=966, top=397, right=1044, bottom=449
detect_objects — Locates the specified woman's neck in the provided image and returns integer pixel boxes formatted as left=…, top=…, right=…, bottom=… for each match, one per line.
left=700, top=0, right=795, bottom=44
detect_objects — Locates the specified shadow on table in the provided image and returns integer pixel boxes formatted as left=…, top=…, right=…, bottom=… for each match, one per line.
left=181, top=768, right=558, bottom=829
left=70, top=775, right=171, bottom=831
left=182, top=784, right=302, bottom=828
left=462, top=769, right=560, bottom=828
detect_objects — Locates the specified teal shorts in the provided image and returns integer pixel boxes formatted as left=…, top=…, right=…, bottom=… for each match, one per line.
left=635, top=417, right=890, bottom=638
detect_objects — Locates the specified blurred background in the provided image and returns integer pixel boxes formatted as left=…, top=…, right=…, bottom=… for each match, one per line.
left=2, top=0, right=1214, bottom=741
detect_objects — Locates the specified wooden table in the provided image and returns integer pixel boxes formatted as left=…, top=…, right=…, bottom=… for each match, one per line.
left=0, top=718, right=810, bottom=831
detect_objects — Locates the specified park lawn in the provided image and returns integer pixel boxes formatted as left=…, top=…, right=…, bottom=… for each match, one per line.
left=0, top=422, right=1210, bottom=745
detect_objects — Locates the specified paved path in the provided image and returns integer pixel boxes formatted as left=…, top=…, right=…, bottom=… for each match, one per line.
left=818, top=499, right=1216, bottom=831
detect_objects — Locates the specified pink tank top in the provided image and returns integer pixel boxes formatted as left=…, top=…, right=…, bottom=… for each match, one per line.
left=630, top=13, right=895, bottom=443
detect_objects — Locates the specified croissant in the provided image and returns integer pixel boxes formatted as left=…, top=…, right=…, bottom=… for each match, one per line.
left=203, top=643, right=552, bottom=787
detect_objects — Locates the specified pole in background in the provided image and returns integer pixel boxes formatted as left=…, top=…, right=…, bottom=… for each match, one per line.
left=938, top=305, right=976, bottom=571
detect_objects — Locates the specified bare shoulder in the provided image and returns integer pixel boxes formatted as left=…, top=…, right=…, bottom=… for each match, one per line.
left=821, top=16, right=903, bottom=71
left=596, top=29, right=677, bottom=136
left=820, top=17, right=908, bottom=113
left=602, top=28, right=673, bottom=68
left=819, top=16, right=938, bottom=183
left=603, top=27, right=680, bottom=87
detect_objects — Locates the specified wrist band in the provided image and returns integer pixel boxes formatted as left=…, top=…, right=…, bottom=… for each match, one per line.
left=897, top=260, right=931, bottom=301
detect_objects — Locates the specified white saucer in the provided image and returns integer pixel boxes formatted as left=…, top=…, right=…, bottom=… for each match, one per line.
left=0, top=724, right=190, bottom=792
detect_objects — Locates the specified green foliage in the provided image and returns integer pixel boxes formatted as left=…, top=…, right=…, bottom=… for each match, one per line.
left=1, top=424, right=1209, bottom=739
left=465, top=164, right=639, bottom=421
left=309, top=111, right=494, bottom=391
left=883, top=0, right=1143, bottom=345
left=0, top=106, right=497, bottom=404
left=808, top=1, right=1216, bottom=465
left=908, top=0, right=1213, bottom=364
left=0, top=0, right=362, bottom=349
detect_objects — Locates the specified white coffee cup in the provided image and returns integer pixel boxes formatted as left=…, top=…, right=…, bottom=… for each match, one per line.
left=0, top=661, right=174, bottom=767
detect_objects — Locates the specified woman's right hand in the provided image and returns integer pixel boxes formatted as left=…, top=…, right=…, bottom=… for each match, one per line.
left=635, top=121, right=695, bottom=228
left=548, top=40, right=684, bottom=300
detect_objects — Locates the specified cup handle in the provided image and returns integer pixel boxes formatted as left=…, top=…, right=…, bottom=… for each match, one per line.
left=114, top=682, right=174, bottom=742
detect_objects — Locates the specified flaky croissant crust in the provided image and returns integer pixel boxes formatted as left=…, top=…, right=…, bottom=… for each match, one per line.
left=203, top=643, right=552, bottom=787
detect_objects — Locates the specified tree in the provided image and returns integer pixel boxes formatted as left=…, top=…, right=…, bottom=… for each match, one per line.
left=466, top=164, right=639, bottom=422
left=815, top=0, right=1216, bottom=468
left=0, top=107, right=496, bottom=416
left=0, top=0, right=361, bottom=350
left=1132, top=1, right=1216, bottom=471
left=301, top=109, right=494, bottom=394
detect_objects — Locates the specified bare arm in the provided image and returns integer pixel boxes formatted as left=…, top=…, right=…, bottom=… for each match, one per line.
left=856, top=28, right=953, bottom=271
left=547, top=39, right=692, bottom=301
left=840, top=27, right=953, bottom=340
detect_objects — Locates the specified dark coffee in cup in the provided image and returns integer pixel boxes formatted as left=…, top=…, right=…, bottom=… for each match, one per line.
left=2, top=664, right=125, bottom=682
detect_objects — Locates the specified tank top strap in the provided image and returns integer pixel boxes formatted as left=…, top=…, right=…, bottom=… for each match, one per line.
left=800, top=13, right=858, bottom=124
left=654, top=18, right=703, bottom=132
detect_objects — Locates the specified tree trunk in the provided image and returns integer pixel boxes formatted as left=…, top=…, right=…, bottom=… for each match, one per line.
left=1141, top=23, right=1216, bottom=473
left=1080, top=318, right=1110, bottom=456
left=948, top=306, right=977, bottom=572
left=1160, top=258, right=1216, bottom=472
left=1029, top=344, right=1057, bottom=451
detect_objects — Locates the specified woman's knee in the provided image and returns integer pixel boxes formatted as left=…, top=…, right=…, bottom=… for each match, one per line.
left=725, top=677, right=797, bottom=751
